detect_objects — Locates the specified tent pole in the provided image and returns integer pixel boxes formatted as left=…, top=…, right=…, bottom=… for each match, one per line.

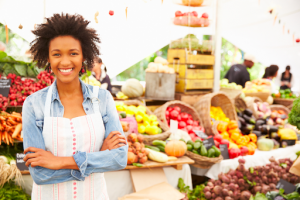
left=213, top=0, right=221, bottom=92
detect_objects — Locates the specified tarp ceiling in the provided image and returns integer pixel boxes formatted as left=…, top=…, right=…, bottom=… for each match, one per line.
left=0, top=0, right=299, bottom=89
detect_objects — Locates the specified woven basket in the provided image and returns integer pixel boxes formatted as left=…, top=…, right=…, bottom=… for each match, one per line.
left=212, top=121, right=221, bottom=136
left=220, top=88, right=242, bottom=101
left=153, top=100, right=202, bottom=131
left=117, top=100, right=170, bottom=145
left=186, top=151, right=223, bottom=169
left=245, top=97, right=263, bottom=118
left=270, top=105, right=290, bottom=115
left=244, top=92, right=270, bottom=102
left=273, top=98, right=295, bottom=108
left=235, top=96, right=247, bottom=112
left=194, top=92, right=238, bottom=136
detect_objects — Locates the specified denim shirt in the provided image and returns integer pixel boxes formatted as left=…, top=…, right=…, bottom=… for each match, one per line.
left=22, top=79, right=128, bottom=185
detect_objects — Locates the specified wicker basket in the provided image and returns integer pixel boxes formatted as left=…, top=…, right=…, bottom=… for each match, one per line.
left=235, top=96, right=247, bottom=112
left=153, top=100, right=202, bottom=131
left=273, top=98, right=295, bottom=108
left=194, top=92, right=238, bottom=136
left=220, top=88, right=242, bottom=101
left=186, top=151, right=223, bottom=169
left=270, top=105, right=290, bottom=114
left=212, top=121, right=221, bottom=136
left=244, top=92, right=270, bottom=102
left=117, top=100, right=170, bottom=145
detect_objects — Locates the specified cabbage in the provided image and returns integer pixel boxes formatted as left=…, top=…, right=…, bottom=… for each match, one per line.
left=257, top=138, right=274, bottom=151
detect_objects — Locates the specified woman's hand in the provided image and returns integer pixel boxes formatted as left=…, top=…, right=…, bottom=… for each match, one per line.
left=101, top=131, right=127, bottom=151
left=23, top=147, right=67, bottom=170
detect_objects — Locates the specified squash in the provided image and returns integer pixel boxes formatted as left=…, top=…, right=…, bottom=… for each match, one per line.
left=257, top=138, right=274, bottom=151
left=154, top=56, right=168, bottom=65
left=121, top=79, right=144, bottom=98
left=165, top=140, right=187, bottom=157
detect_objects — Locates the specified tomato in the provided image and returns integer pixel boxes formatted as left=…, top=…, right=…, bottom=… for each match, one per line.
left=202, top=13, right=209, bottom=18
left=186, top=125, right=194, bottom=133
left=181, top=113, right=189, bottom=122
left=186, top=119, right=193, bottom=126
left=170, top=110, right=179, bottom=120
left=175, top=11, right=183, bottom=17
left=173, top=106, right=181, bottom=113
left=192, top=11, right=198, bottom=17
left=178, top=121, right=187, bottom=129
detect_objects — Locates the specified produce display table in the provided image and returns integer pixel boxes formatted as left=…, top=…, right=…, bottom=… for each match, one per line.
left=190, top=144, right=300, bottom=179
left=19, top=164, right=193, bottom=200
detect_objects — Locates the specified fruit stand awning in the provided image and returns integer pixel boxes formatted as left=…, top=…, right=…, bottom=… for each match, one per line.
left=0, top=0, right=299, bottom=90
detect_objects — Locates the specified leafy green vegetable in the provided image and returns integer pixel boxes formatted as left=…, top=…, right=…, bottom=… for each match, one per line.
left=288, top=97, right=300, bottom=130
left=254, top=192, right=268, bottom=200
left=0, top=181, right=31, bottom=200
left=14, top=64, right=27, bottom=77
left=280, top=163, right=287, bottom=168
left=177, top=178, right=206, bottom=200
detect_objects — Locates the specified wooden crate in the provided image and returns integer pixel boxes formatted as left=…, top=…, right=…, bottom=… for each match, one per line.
left=169, top=64, right=214, bottom=79
left=175, top=79, right=214, bottom=93
left=167, top=49, right=215, bottom=65
left=145, top=72, right=176, bottom=101
left=175, top=91, right=211, bottom=106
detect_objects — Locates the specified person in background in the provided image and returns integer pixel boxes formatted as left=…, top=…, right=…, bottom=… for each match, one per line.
left=262, top=65, right=279, bottom=94
left=280, top=65, right=293, bottom=90
left=224, top=53, right=256, bottom=88
left=93, top=57, right=112, bottom=92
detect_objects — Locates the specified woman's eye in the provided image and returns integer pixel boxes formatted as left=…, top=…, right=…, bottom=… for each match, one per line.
left=53, top=54, right=60, bottom=56
left=71, top=53, right=78, bottom=56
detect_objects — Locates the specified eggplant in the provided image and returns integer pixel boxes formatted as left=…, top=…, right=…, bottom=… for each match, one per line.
left=238, top=120, right=242, bottom=129
left=260, top=125, right=279, bottom=135
left=270, top=132, right=280, bottom=140
left=272, top=139, right=280, bottom=149
left=238, top=117, right=246, bottom=126
left=243, top=109, right=253, bottom=117
left=251, top=130, right=262, bottom=138
left=237, top=112, right=243, bottom=117
left=243, top=114, right=256, bottom=125
left=255, top=119, right=266, bottom=130
left=241, top=124, right=255, bottom=135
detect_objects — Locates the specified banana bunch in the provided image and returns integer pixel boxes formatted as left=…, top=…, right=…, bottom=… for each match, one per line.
left=83, top=76, right=101, bottom=87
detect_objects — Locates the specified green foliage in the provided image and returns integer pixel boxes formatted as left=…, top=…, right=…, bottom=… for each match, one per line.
left=288, top=97, right=300, bottom=130
left=177, top=178, right=206, bottom=200
left=0, top=51, right=40, bottom=77
left=0, top=181, right=31, bottom=200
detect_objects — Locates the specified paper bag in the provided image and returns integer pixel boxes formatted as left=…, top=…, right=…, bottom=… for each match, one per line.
left=290, top=156, right=300, bottom=176
left=118, top=182, right=185, bottom=200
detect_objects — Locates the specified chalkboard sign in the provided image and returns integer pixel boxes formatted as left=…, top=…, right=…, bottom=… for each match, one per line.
left=0, top=79, right=11, bottom=97
left=276, top=179, right=296, bottom=194
left=194, top=130, right=207, bottom=139
left=219, top=144, right=230, bottom=160
left=203, top=137, right=215, bottom=150
left=281, top=140, right=296, bottom=147
left=16, top=153, right=29, bottom=171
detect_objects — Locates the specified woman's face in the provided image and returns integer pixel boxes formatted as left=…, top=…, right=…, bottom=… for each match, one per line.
left=48, top=36, right=84, bottom=84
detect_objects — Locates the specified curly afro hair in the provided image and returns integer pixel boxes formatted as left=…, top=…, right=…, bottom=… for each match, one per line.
left=30, top=13, right=100, bottom=74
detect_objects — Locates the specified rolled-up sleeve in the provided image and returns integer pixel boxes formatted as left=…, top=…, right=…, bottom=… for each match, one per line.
left=72, top=90, right=128, bottom=177
left=23, top=97, right=84, bottom=185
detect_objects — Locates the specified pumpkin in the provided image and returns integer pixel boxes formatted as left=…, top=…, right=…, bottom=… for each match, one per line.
left=121, top=79, right=144, bottom=98
left=165, top=140, right=187, bottom=157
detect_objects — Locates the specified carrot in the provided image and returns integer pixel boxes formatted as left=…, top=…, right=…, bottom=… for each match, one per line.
left=7, top=118, right=18, bottom=125
left=10, top=115, right=22, bottom=122
left=4, top=132, right=9, bottom=144
left=0, top=116, right=6, bottom=121
left=12, top=112, right=21, bottom=116
left=14, top=136, right=23, bottom=142
left=12, top=124, right=22, bottom=138
left=8, top=134, right=13, bottom=145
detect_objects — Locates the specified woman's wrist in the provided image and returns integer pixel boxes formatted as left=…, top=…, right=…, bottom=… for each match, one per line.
left=58, top=156, right=79, bottom=170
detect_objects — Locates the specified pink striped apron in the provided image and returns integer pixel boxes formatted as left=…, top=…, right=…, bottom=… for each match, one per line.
left=32, top=84, right=109, bottom=200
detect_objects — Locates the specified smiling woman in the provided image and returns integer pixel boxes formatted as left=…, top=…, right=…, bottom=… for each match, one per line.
left=22, top=13, right=128, bottom=200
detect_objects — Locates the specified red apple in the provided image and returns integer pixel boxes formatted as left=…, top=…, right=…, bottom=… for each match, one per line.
left=202, top=13, right=209, bottom=18
left=175, top=11, right=183, bottom=17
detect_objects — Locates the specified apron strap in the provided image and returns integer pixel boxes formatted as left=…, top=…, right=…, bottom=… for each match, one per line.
left=92, top=86, right=100, bottom=114
left=44, top=84, right=54, bottom=118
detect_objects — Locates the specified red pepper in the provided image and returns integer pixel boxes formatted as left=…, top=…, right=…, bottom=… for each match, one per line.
left=180, top=113, right=189, bottom=122
left=240, top=146, right=249, bottom=156
left=228, top=148, right=241, bottom=159
left=220, top=139, right=230, bottom=148
left=214, top=134, right=223, bottom=143
left=214, top=140, right=220, bottom=148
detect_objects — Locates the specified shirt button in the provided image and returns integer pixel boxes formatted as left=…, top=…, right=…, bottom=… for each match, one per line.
left=85, top=108, right=89, bottom=111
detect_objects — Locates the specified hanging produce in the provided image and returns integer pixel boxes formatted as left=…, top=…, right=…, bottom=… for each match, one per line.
left=173, top=11, right=209, bottom=27
left=146, top=57, right=175, bottom=74
left=109, top=10, right=114, bottom=16
left=121, top=78, right=144, bottom=98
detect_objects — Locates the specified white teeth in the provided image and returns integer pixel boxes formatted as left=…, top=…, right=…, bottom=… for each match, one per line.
left=59, top=68, right=73, bottom=72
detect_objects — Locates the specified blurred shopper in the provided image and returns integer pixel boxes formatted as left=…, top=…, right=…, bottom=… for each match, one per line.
left=224, top=53, right=256, bottom=88
left=93, top=57, right=112, bottom=92
left=262, top=65, right=279, bottom=93
left=280, top=65, right=293, bottom=90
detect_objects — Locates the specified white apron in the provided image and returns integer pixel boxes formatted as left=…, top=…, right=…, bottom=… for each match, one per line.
left=32, top=84, right=109, bottom=200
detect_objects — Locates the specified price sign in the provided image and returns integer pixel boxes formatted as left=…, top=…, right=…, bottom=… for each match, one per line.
left=281, top=140, right=296, bottom=147
left=170, top=120, right=178, bottom=134
left=0, top=79, right=11, bottom=97
left=194, top=130, right=207, bottom=139
left=219, top=144, right=229, bottom=160
left=16, top=153, right=29, bottom=171
left=203, top=137, right=215, bottom=150
left=276, top=179, right=296, bottom=194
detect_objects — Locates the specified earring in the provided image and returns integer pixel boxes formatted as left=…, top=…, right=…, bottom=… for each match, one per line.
left=81, top=66, right=85, bottom=73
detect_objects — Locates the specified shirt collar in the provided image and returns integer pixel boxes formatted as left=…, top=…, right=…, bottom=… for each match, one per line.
left=51, top=79, right=92, bottom=102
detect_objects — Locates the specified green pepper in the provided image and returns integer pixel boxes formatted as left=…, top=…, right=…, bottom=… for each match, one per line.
left=200, top=145, right=208, bottom=157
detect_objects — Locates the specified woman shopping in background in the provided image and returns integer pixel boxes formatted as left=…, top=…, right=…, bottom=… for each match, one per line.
left=22, top=13, right=127, bottom=199
left=262, top=65, right=279, bottom=94
left=93, top=57, right=112, bottom=93
left=280, top=65, right=294, bottom=90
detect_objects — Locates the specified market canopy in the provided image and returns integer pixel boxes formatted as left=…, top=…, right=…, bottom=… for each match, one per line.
left=0, top=0, right=299, bottom=89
